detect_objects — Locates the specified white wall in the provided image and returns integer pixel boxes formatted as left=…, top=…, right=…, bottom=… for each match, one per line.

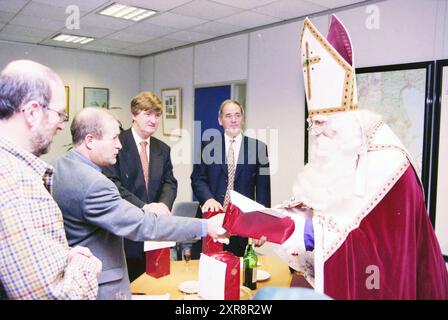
left=153, top=47, right=195, bottom=202
left=0, top=41, right=140, bottom=163
left=194, top=34, right=249, bottom=85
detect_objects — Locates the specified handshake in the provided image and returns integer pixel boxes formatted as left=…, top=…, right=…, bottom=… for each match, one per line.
left=142, top=201, right=230, bottom=244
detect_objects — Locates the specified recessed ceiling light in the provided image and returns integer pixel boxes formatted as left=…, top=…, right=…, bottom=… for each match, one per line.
left=98, top=3, right=157, bottom=21
left=52, top=34, right=94, bottom=44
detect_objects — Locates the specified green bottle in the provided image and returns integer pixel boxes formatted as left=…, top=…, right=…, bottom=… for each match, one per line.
left=243, top=238, right=258, bottom=290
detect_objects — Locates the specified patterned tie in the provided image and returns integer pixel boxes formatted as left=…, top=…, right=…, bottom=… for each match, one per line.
left=223, top=138, right=236, bottom=211
left=139, top=141, right=149, bottom=192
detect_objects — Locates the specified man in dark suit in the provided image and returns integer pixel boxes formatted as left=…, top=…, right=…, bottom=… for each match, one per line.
left=191, top=99, right=271, bottom=257
left=103, top=92, right=177, bottom=281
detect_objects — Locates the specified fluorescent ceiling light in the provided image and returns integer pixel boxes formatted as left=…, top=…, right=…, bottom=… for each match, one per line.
left=98, top=3, right=157, bottom=22
left=52, top=34, right=94, bottom=44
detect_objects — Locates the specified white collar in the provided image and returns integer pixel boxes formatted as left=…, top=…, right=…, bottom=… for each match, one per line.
left=131, top=127, right=150, bottom=147
left=224, top=133, right=242, bottom=144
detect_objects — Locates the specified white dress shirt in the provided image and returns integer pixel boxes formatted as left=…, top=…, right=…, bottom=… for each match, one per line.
left=131, top=127, right=150, bottom=160
left=224, top=133, right=242, bottom=166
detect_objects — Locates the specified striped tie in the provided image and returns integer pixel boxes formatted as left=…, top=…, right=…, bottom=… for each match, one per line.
left=223, top=138, right=236, bottom=210
left=139, top=141, right=149, bottom=192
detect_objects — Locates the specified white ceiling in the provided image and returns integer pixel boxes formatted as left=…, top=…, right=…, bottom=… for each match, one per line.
left=0, top=0, right=368, bottom=57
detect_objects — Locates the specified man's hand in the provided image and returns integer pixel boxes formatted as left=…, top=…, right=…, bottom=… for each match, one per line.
left=206, top=213, right=229, bottom=243
left=69, top=246, right=102, bottom=277
left=202, top=198, right=223, bottom=213
left=143, top=202, right=171, bottom=216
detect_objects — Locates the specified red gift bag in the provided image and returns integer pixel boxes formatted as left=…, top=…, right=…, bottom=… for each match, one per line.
left=202, top=210, right=224, bottom=255
left=145, top=248, right=170, bottom=278
left=223, top=202, right=295, bottom=244
left=210, top=251, right=240, bottom=300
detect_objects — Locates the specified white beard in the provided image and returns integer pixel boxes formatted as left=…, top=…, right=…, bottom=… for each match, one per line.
left=293, top=110, right=382, bottom=212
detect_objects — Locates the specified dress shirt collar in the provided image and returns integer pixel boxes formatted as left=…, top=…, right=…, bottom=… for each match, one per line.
left=71, top=149, right=101, bottom=172
left=224, top=132, right=242, bottom=145
left=131, top=127, right=150, bottom=149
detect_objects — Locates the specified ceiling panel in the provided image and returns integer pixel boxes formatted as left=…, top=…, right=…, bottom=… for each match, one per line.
left=144, top=37, right=188, bottom=50
left=212, top=0, right=278, bottom=10
left=31, top=0, right=110, bottom=12
left=119, top=0, right=193, bottom=12
left=171, top=0, right=243, bottom=20
left=9, top=14, right=67, bottom=31
left=165, top=30, right=213, bottom=42
left=21, top=2, right=81, bottom=21
left=1, top=24, right=54, bottom=38
left=0, top=32, right=43, bottom=44
left=105, top=30, right=156, bottom=43
left=218, top=11, right=281, bottom=29
left=0, top=0, right=28, bottom=13
left=308, top=0, right=365, bottom=9
left=125, top=22, right=179, bottom=38
left=189, top=21, right=245, bottom=36
left=80, top=12, right=135, bottom=30
left=145, top=12, right=207, bottom=29
left=253, top=0, right=329, bottom=20
left=0, top=10, right=14, bottom=24
left=58, top=25, right=117, bottom=38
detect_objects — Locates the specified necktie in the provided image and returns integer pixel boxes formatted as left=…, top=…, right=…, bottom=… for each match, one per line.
left=139, top=141, right=149, bottom=192
left=223, top=139, right=236, bottom=210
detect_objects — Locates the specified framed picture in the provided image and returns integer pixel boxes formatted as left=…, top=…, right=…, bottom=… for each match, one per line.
left=83, top=87, right=109, bottom=109
left=430, top=59, right=448, bottom=260
left=161, top=88, right=182, bottom=137
left=356, top=61, right=434, bottom=204
left=304, top=61, right=435, bottom=205
left=64, top=86, right=69, bottom=121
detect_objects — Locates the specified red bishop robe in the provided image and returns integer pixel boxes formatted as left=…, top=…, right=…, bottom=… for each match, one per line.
left=324, top=166, right=448, bottom=299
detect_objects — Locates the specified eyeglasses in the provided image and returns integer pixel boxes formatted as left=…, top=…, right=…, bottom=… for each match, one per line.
left=44, top=106, right=69, bottom=122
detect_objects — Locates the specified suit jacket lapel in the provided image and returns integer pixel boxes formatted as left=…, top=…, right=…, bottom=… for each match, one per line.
left=149, top=137, right=163, bottom=200
left=123, top=129, right=148, bottom=198
left=234, top=135, right=246, bottom=181
left=220, top=134, right=228, bottom=178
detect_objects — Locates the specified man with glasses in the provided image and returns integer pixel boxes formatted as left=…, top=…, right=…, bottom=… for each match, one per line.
left=0, top=60, right=102, bottom=299
left=46, top=106, right=69, bottom=122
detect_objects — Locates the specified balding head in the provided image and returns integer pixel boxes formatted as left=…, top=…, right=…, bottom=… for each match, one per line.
left=71, top=107, right=118, bottom=146
left=71, top=107, right=122, bottom=166
left=0, top=60, right=63, bottom=120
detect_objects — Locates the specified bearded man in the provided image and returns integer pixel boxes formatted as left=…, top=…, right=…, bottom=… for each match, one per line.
left=274, top=15, right=448, bottom=300
left=227, top=15, right=448, bottom=300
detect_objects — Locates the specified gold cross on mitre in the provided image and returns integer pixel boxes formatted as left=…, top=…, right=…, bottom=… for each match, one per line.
left=302, top=41, right=321, bottom=100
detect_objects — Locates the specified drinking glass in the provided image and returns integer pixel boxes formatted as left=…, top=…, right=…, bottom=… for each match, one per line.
left=183, top=247, right=191, bottom=272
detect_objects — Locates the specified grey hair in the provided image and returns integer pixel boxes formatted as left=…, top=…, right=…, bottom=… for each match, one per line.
left=0, top=71, right=54, bottom=120
left=218, top=99, right=245, bottom=117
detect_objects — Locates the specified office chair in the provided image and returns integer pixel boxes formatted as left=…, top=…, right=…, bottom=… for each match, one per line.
left=171, top=201, right=200, bottom=260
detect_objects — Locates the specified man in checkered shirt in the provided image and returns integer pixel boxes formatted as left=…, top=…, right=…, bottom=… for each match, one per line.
left=0, top=60, right=102, bottom=299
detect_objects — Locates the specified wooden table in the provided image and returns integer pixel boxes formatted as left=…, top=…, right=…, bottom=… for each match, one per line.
left=131, top=255, right=292, bottom=300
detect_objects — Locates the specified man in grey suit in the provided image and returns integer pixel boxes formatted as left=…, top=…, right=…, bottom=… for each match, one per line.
left=52, top=107, right=226, bottom=300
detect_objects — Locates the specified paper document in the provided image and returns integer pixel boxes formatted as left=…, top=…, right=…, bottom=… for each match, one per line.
left=230, top=190, right=286, bottom=218
left=144, top=241, right=176, bottom=251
